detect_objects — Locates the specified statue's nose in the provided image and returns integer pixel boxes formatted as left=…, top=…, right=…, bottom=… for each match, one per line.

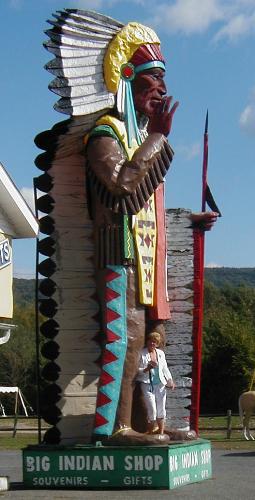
left=159, top=81, right=167, bottom=96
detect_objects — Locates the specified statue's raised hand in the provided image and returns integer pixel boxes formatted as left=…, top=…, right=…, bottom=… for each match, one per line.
left=191, top=212, right=219, bottom=232
left=148, top=96, right=179, bottom=137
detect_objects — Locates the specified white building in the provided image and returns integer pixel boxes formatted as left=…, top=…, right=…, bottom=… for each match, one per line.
left=0, top=161, right=38, bottom=324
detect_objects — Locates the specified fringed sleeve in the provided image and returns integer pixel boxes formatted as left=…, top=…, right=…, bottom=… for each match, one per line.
left=86, top=132, right=174, bottom=215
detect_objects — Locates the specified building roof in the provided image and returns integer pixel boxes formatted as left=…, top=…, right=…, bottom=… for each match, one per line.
left=0, top=162, right=38, bottom=238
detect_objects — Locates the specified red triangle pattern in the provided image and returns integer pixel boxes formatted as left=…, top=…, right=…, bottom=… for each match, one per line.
left=97, top=391, right=112, bottom=407
left=100, top=370, right=115, bottom=386
left=106, top=328, right=121, bottom=342
left=106, top=288, right=120, bottom=302
left=94, top=411, right=109, bottom=428
left=103, top=349, right=118, bottom=365
left=106, top=269, right=121, bottom=283
left=106, top=308, right=121, bottom=324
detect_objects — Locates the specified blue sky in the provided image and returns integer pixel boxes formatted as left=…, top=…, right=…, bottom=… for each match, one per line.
left=1, top=0, right=255, bottom=277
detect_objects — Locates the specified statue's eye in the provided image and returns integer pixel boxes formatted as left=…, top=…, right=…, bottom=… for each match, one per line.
left=152, top=72, right=163, bottom=81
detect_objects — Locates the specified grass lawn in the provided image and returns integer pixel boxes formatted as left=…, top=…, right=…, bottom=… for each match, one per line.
left=0, top=417, right=46, bottom=450
left=0, top=416, right=255, bottom=451
left=0, top=434, right=38, bottom=450
left=199, top=415, right=255, bottom=450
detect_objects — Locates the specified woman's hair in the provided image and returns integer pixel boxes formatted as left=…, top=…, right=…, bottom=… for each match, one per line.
left=147, top=331, right=161, bottom=345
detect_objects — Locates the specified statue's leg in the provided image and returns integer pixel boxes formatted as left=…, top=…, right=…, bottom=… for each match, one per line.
left=114, top=265, right=146, bottom=429
left=93, top=264, right=169, bottom=445
left=92, top=265, right=129, bottom=439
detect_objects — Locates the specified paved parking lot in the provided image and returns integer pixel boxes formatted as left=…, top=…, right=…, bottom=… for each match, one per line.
left=0, top=448, right=254, bottom=499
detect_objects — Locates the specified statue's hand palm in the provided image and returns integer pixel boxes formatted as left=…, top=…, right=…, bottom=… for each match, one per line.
left=148, top=97, right=179, bottom=137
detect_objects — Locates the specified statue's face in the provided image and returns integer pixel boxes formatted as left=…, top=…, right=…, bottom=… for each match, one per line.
left=132, top=67, right=167, bottom=118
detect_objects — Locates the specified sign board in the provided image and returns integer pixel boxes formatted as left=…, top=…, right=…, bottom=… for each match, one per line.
left=168, top=440, right=211, bottom=488
left=23, top=439, right=212, bottom=490
left=0, top=233, right=13, bottom=318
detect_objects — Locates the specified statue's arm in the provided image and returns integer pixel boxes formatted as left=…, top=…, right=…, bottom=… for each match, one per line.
left=86, top=133, right=173, bottom=201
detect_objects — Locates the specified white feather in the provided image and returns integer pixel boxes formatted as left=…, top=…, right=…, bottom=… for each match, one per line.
left=47, top=55, right=104, bottom=69
left=51, top=82, right=107, bottom=98
left=45, top=9, right=122, bottom=117
left=63, top=10, right=123, bottom=29
left=54, top=97, right=115, bottom=116
left=59, top=93, right=115, bottom=107
left=116, top=79, right=126, bottom=118
left=44, top=42, right=104, bottom=59
left=46, top=31, right=108, bottom=49
left=49, top=73, right=105, bottom=91
left=47, top=21, right=113, bottom=41
left=47, top=64, right=104, bottom=79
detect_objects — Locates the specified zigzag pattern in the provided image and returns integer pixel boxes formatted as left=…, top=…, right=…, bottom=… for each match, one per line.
left=94, top=266, right=127, bottom=436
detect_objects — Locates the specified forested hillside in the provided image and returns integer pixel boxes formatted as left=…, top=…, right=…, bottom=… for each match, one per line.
left=205, top=267, right=255, bottom=288
left=13, top=278, right=36, bottom=306
left=12, top=268, right=255, bottom=305
left=0, top=270, right=255, bottom=415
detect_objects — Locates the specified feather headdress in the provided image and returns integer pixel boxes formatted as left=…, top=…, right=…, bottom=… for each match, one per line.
left=44, top=9, right=163, bottom=118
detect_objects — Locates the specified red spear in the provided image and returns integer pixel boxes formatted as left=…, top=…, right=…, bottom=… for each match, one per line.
left=201, top=111, right=221, bottom=216
left=191, top=110, right=221, bottom=433
left=202, top=110, right=209, bottom=212
left=191, top=110, right=209, bottom=434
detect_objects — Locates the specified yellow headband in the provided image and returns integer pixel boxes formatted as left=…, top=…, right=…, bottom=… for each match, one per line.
left=104, top=22, right=161, bottom=94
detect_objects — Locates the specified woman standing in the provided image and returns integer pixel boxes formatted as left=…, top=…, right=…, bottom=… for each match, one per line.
left=137, top=332, right=175, bottom=434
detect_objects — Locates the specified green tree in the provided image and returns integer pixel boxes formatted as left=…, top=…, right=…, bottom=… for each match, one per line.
left=0, top=304, right=37, bottom=413
left=201, top=283, right=255, bottom=412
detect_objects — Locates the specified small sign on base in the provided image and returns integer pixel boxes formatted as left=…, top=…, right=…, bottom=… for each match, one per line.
left=23, top=439, right=212, bottom=490
left=0, top=476, right=9, bottom=491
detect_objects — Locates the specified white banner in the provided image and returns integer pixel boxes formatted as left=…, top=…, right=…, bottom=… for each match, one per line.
left=0, top=233, right=13, bottom=318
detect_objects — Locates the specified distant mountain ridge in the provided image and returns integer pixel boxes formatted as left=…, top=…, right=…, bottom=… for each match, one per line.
left=13, top=268, right=255, bottom=306
left=13, top=278, right=36, bottom=306
left=205, top=267, right=255, bottom=288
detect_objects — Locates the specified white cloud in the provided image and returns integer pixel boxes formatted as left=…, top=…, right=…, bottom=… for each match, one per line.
left=69, top=0, right=145, bottom=9
left=240, top=87, right=255, bottom=135
left=152, top=0, right=223, bottom=35
left=70, top=0, right=104, bottom=9
left=20, top=187, right=35, bottom=213
left=41, top=0, right=255, bottom=43
left=106, top=0, right=146, bottom=4
left=234, top=0, right=255, bottom=8
left=175, top=142, right=201, bottom=160
left=213, top=12, right=255, bottom=41
left=240, top=104, right=255, bottom=135
left=148, top=0, right=255, bottom=42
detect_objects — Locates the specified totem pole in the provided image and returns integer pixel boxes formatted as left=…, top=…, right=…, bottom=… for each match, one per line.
left=35, top=9, right=218, bottom=446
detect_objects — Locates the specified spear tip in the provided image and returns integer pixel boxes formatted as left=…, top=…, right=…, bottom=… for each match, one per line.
left=205, top=109, right=209, bottom=134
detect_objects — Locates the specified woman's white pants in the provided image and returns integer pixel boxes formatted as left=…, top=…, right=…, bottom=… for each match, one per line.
left=140, top=382, right=166, bottom=421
